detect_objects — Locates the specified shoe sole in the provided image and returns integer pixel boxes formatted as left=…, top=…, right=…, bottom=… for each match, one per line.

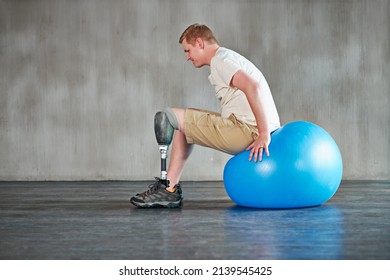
left=130, top=198, right=183, bottom=208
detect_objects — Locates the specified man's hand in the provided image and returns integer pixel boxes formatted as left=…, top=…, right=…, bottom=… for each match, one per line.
left=246, top=133, right=271, bottom=162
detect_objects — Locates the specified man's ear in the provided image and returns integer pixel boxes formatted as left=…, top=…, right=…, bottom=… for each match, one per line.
left=196, top=38, right=205, bottom=49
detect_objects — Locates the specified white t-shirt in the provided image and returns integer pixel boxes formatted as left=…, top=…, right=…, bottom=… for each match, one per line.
left=208, top=47, right=280, bottom=131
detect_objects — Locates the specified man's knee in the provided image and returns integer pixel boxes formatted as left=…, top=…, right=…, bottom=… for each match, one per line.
left=162, top=108, right=180, bottom=130
left=154, top=107, right=186, bottom=146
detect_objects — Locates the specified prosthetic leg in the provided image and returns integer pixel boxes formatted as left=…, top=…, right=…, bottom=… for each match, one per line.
left=154, top=111, right=175, bottom=187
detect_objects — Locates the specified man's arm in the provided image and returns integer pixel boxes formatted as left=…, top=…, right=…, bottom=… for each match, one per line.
left=230, top=70, right=271, bottom=162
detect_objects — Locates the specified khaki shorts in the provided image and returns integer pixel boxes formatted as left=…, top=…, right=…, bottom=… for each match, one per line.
left=183, top=109, right=259, bottom=155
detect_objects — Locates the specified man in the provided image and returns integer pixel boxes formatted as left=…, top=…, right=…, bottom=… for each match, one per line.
left=130, top=24, right=280, bottom=208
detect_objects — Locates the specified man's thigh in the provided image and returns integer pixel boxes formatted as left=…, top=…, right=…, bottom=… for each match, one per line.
left=183, top=108, right=257, bottom=155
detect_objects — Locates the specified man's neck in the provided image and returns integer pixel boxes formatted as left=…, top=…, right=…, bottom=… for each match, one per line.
left=205, top=44, right=220, bottom=66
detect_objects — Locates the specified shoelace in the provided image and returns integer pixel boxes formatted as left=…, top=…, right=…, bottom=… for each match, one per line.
left=140, top=177, right=165, bottom=198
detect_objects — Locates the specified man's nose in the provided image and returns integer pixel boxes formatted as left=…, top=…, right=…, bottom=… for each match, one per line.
left=185, top=53, right=191, bottom=61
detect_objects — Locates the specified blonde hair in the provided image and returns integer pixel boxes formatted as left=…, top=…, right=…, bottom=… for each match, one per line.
left=179, top=24, right=218, bottom=45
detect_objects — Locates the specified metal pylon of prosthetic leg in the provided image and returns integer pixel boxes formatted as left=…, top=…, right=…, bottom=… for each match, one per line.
left=159, top=145, right=169, bottom=181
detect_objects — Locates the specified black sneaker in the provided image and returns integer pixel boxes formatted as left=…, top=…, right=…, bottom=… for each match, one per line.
left=130, top=177, right=183, bottom=208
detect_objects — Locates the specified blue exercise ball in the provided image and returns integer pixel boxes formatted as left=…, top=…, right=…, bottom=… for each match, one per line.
left=223, top=121, right=343, bottom=209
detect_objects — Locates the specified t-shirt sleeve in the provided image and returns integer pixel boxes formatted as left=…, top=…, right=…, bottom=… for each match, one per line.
left=211, top=57, right=241, bottom=87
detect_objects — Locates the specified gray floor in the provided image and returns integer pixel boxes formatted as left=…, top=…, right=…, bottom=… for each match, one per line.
left=0, top=180, right=389, bottom=260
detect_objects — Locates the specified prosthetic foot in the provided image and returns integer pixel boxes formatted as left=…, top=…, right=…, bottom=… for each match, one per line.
left=154, top=111, right=175, bottom=187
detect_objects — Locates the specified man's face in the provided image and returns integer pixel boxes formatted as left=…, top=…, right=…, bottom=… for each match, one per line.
left=181, top=38, right=205, bottom=68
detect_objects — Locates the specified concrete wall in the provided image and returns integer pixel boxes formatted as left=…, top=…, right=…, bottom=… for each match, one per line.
left=1, top=0, right=389, bottom=181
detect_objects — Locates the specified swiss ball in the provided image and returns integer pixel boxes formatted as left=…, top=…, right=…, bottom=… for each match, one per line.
left=223, top=121, right=343, bottom=209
